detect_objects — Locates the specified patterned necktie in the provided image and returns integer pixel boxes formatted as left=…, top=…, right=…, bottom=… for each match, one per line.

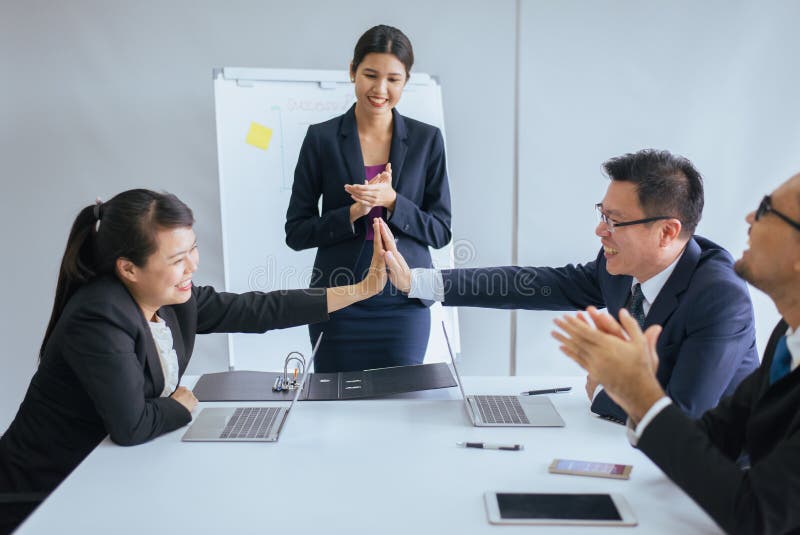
left=626, top=283, right=646, bottom=329
left=769, top=336, right=792, bottom=385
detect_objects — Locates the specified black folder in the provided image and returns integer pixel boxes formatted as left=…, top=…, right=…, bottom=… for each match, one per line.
left=193, top=362, right=457, bottom=402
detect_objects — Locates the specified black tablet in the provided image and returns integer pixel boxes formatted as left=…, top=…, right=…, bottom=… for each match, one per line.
left=484, top=492, right=637, bottom=526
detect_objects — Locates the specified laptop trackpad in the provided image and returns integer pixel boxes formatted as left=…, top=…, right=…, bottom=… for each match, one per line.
left=520, top=396, right=565, bottom=426
left=182, top=408, right=234, bottom=440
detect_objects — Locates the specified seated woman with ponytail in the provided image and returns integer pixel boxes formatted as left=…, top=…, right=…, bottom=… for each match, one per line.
left=0, top=189, right=388, bottom=532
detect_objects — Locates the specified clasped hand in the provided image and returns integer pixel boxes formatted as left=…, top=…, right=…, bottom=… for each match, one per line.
left=170, top=386, right=198, bottom=413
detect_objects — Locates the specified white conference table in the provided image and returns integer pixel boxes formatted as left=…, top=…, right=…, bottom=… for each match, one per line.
left=18, top=376, right=721, bottom=534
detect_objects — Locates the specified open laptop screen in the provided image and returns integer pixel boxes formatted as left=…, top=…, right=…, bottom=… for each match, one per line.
left=441, top=322, right=476, bottom=424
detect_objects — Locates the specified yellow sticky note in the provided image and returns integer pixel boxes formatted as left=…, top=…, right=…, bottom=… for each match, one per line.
left=245, top=122, right=273, bottom=150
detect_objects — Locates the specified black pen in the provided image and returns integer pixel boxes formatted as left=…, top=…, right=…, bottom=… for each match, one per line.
left=520, top=387, right=572, bottom=396
left=457, top=442, right=523, bottom=451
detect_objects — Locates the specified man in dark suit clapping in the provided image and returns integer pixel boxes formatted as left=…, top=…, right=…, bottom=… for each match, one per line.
left=553, top=172, right=800, bottom=534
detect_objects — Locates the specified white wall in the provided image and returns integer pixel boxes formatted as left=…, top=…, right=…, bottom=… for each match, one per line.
left=0, top=0, right=515, bottom=428
left=515, top=0, right=800, bottom=375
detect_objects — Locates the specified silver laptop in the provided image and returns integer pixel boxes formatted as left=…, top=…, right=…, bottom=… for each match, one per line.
left=442, top=323, right=564, bottom=427
left=181, top=333, right=322, bottom=442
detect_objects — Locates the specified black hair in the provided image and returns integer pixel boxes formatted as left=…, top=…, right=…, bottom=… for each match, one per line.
left=602, top=149, right=704, bottom=238
left=351, top=25, right=414, bottom=78
left=40, top=189, right=194, bottom=357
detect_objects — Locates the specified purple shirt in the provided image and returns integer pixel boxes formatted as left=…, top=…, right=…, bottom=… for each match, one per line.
left=363, top=164, right=387, bottom=240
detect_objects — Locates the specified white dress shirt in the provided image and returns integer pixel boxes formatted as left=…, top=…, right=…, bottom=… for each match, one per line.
left=633, top=251, right=683, bottom=316
left=148, top=315, right=180, bottom=397
left=786, top=325, right=800, bottom=372
left=409, top=266, right=445, bottom=301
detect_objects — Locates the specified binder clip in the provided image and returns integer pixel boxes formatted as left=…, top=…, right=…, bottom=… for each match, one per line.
left=272, top=351, right=306, bottom=392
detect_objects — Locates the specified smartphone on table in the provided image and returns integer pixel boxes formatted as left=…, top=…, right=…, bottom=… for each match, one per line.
left=548, top=458, right=632, bottom=479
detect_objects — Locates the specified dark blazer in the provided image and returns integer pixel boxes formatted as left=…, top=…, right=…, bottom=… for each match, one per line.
left=638, top=321, right=800, bottom=535
left=440, top=236, right=760, bottom=420
left=285, top=105, right=452, bottom=291
left=0, top=275, right=328, bottom=495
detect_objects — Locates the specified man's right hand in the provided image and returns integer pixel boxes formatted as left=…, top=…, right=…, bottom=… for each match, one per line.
left=171, top=386, right=198, bottom=413
left=378, top=219, right=412, bottom=293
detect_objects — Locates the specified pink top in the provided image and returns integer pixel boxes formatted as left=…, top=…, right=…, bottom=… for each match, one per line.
left=363, top=164, right=387, bottom=240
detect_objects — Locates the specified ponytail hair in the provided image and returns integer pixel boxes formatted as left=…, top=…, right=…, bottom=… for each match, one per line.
left=41, top=189, right=194, bottom=357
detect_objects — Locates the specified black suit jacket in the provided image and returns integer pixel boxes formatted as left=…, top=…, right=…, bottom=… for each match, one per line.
left=440, top=236, right=759, bottom=420
left=285, top=104, right=452, bottom=292
left=638, top=321, right=800, bottom=534
left=0, top=275, right=327, bottom=494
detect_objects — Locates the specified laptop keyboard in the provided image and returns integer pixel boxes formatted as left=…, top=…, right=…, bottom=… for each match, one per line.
left=474, top=395, right=530, bottom=424
left=220, top=407, right=281, bottom=439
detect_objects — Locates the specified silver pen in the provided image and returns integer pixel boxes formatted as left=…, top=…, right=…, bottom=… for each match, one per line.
left=457, top=442, right=524, bottom=451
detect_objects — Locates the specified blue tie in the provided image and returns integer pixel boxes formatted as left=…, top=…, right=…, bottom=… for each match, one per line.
left=769, top=336, right=792, bottom=385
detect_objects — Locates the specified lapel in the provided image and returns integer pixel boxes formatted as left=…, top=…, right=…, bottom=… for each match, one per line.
left=606, top=273, right=634, bottom=317
left=138, top=310, right=166, bottom=397
left=645, top=238, right=701, bottom=328
left=110, top=275, right=166, bottom=396
left=762, top=320, right=796, bottom=395
left=338, top=105, right=366, bottom=185
left=158, top=306, right=189, bottom=376
left=388, top=108, right=408, bottom=190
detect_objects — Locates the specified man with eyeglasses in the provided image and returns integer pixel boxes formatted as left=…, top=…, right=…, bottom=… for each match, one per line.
left=378, top=149, right=759, bottom=422
left=551, top=176, right=800, bottom=534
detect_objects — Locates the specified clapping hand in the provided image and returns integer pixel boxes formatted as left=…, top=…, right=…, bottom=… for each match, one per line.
left=345, top=163, right=396, bottom=212
left=578, top=307, right=631, bottom=401
left=551, top=308, right=665, bottom=422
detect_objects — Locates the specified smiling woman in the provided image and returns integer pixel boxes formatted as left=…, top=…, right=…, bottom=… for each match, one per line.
left=0, top=189, right=387, bottom=532
left=285, top=25, right=453, bottom=373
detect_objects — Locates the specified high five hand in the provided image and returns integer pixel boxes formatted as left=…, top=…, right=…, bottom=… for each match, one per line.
left=377, top=219, right=412, bottom=293
left=363, top=217, right=389, bottom=295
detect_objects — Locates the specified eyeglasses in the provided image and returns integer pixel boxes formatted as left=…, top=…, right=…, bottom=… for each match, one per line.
left=595, top=203, right=673, bottom=234
left=755, top=195, right=800, bottom=232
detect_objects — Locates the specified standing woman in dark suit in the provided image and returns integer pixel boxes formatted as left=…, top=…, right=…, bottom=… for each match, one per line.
left=285, top=25, right=452, bottom=373
left=0, top=190, right=388, bottom=533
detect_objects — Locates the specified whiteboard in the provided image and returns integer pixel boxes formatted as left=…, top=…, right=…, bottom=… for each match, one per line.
left=213, top=67, right=460, bottom=371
